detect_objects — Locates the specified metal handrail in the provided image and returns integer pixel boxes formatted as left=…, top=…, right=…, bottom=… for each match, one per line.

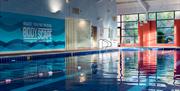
left=98, top=39, right=112, bottom=49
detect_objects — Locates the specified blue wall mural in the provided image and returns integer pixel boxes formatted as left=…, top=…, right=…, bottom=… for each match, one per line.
left=0, top=12, right=65, bottom=52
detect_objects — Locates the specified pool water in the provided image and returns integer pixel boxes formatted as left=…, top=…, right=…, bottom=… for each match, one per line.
left=0, top=50, right=180, bottom=91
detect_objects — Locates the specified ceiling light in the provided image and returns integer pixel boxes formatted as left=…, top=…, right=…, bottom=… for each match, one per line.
left=48, top=0, right=63, bottom=13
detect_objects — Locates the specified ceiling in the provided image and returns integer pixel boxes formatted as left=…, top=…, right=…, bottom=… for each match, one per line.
left=116, top=0, right=137, bottom=4
left=116, top=0, right=180, bottom=4
left=116, top=0, right=180, bottom=14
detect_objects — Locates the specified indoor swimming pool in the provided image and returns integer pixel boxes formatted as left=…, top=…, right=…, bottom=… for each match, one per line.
left=0, top=49, right=180, bottom=91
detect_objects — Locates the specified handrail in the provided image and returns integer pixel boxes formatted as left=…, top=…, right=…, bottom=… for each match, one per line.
left=98, top=39, right=112, bottom=49
left=103, top=39, right=112, bottom=49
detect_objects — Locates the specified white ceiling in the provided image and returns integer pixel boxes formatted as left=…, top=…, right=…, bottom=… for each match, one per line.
left=116, top=0, right=180, bottom=4
left=116, top=0, right=137, bottom=4
left=116, top=0, right=180, bottom=14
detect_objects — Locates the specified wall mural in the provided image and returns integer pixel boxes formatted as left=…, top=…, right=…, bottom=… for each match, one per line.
left=0, top=12, right=65, bottom=52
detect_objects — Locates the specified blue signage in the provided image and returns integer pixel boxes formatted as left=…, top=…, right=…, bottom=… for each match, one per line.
left=0, top=12, right=65, bottom=52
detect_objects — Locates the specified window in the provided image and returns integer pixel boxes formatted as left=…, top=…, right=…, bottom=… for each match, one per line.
left=122, top=22, right=138, bottom=29
left=117, top=15, right=121, bottom=22
left=122, top=14, right=138, bottom=21
left=157, top=20, right=174, bottom=27
left=117, top=15, right=121, bottom=37
left=117, top=11, right=176, bottom=45
left=139, top=14, right=146, bottom=21
left=175, top=11, right=180, bottom=19
left=156, top=11, right=174, bottom=44
left=121, top=14, right=138, bottom=44
left=157, top=12, right=174, bottom=20
left=148, top=13, right=156, bottom=20
left=117, top=28, right=120, bottom=37
left=117, top=22, right=121, bottom=27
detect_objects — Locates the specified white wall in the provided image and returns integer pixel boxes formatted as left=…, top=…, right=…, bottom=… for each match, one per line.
left=0, top=0, right=117, bottom=36
left=0, top=0, right=66, bottom=19
left=0, top=0, right=118, bottom=48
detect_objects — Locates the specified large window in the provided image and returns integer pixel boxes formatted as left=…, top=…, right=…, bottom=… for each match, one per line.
left=117, top=15, right=121, bottom=37
left=148, top=13, right=156, bottom=20
left=117, top=11, right=178, bottom=45
left=121, top=14, right=138, bottom=44
left=156, top=12, right=174, bottom=44
left=175, top=11, right=180, bottom=19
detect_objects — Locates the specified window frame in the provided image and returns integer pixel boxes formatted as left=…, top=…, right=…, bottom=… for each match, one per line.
left=117, top=10, right=178, bottom=45
left=120, top=14, right=139, bottom=44
left=156, top=11, right=175, bottom=44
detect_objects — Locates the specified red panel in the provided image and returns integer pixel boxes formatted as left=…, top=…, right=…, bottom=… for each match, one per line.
left=138, top=22, right=144, bottom=47
left=149, top=21, right=156, bottom=46
left=138, top=20, right=175, bottom=47
left=121, top=44, right=139, bottom=47
left=144, top=22, right=150, bottom=47
left=138, top=21, right=150, bottom=47
left=122, top=19, right=180, bottom=47
left=175, top=19, right=180, bottom=47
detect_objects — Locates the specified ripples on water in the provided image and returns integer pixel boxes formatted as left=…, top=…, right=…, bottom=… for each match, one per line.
left=0, top=50, right=180, bottom=91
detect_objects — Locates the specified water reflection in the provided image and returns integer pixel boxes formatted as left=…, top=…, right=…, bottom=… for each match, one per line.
left=0, top=50, right=180, bottom=91
left=91, top=62, right=98, bottom=74
left=174, top=51, right=180, bottom=89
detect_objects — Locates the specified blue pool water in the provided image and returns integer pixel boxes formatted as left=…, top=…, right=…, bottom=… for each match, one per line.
left=0, top=49, right=180, bottom=91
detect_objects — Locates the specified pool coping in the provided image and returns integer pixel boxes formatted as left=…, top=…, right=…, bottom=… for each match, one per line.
left=0, top=48, right=119, bottom=57
left=1, top=47, right=179, bottom=56
left=0, top=47, right=180, bottom=63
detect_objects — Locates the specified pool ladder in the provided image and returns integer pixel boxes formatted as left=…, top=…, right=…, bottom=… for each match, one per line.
left=98, top=39, right=112, bottom=50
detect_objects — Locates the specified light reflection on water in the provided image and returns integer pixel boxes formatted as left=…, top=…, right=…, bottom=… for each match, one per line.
left=0, top=50, right=180, bottom=91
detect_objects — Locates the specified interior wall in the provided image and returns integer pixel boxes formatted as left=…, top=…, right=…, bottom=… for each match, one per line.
left=66, top=18, right=76, bottom=50
left=0, top=0, right=117, bottom=52
left=138, top=20, right=180, bottom=48
left=117, top=1, right=180, bottom=48
left=66, top=18, right=91, bottom=50
left=121, top=19, right=180, bottom=48
left=0, top=0, right=66, bottom=19
left=175, top=19, right=180, bottom=47
left=0, top=12, right=65, bottom=52
left=76, top=19, right=91, bottom=48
